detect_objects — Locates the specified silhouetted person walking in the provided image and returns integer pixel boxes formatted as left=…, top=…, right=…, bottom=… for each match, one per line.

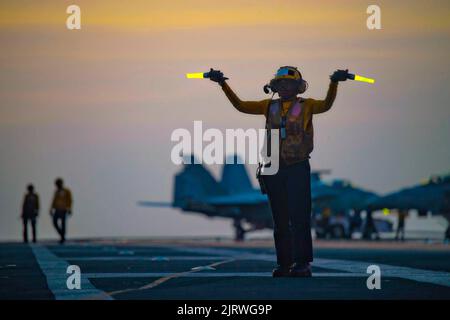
left=50, top=178, right=72, bottom=244
left=21, top=184, right=39, bottom=243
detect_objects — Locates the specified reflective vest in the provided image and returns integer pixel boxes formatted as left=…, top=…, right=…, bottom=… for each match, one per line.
left=267, top=98, right=313, bottom=165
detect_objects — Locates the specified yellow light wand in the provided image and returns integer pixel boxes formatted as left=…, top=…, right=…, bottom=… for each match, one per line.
left=186, top=69, right=228, bottom=81
left=186, top=72, right=206, bottom=79
left=347, top=73, right=375, bottom=84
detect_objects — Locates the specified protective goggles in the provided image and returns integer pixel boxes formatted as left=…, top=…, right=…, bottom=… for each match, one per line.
left=275, top=67, right=298, bottom=77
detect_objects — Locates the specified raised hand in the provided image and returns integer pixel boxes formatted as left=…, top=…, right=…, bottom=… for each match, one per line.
left=330, top=69, right=349, bottom=82
left=207, top=68, right=228, bottom=85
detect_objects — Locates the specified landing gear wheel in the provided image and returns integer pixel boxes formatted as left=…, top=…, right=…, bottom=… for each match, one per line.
left=233, top=219, right=245, bottom=242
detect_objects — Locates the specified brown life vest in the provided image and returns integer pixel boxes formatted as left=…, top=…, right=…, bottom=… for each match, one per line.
left=266, top=98, right=313, bottom=166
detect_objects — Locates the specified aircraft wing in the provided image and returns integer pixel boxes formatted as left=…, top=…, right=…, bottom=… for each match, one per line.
left=366, top=184, right=448, bottom=213
left=311, top=187, right=340, bottom=201
left=203, top=192, right=268, bottom=206
left=138, top=201, right=173, bottom=207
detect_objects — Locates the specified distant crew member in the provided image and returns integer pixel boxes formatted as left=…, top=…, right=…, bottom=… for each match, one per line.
left=395, top=209, right=407, bottom=241
left=321, top=207, right=332, bottom=237
left=209, top=66, right=347, bottom=277
left=50, top=178, right=73, bottom=244
left=21, top=184, right=39, bottom=243
left=349, top=210, right=363, bottom=238
left=363, top=207, right=379, bottom=240
left=443, top=191, right=450, bottom=242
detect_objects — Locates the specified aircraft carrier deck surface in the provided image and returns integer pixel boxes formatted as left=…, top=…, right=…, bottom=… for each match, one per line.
left=1, top=238, right=449, bottom=300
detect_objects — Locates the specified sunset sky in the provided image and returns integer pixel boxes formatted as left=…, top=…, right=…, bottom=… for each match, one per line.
left=1, top=0, right=449, bottom=240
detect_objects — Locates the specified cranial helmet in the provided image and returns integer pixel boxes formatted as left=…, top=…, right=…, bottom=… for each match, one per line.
left=269, top=66, right=308, bottom=94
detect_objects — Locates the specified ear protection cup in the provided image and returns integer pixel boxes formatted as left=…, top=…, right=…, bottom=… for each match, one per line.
left=268, top=79, right=278, bottom=93
left=298, top=79, right=308, bottom=94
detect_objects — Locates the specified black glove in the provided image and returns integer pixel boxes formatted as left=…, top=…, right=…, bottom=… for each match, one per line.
left=207, top=68, right=228, bottom=85
left=330, top=69, right=349, bottom=82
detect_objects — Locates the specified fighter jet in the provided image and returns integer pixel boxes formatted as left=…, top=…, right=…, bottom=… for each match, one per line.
left=317, top=179, right=378, bottom=212
left=139, top=154, right=384, bottom=240
left=139, top=155, right=271, bottom=240
left=366, top=173, right=450, bottom=238
left=367, top=174, right=450, bottom=214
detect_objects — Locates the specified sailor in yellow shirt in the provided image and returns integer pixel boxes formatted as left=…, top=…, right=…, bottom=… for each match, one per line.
left=50, top=178, right=73, bottom=244
left=209, top=66, right=348, bottom=277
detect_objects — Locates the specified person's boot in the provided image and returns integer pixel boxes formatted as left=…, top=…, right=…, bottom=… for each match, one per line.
left=272, top=265, right=291, bottom=277
left=289, top=263, right=312, bottom=277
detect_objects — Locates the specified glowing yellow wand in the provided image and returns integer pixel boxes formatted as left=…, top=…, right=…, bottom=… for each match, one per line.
left=347, top=73, right=375, bottom=84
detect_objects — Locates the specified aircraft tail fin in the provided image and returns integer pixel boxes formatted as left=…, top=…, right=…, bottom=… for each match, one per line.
left=173, top=155, right=226, bottom=208
left=220, top=154, right=254, bottom=194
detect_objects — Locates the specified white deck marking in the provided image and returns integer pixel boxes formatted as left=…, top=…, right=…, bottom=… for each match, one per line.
left=41, top=245, right=450, bottom=290
left=64, top=256, right=230, bottom=261
left=315, top=258, right=450, bottom=288
left=172, top=247, right=450, bottom=288
left=85, top=272, right=367, bottom=278
left=30, top=245, right=112, bottom=300
left=105, top=258, right=236, bottom=297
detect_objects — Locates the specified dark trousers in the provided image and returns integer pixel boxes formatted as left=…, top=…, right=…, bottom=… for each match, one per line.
left=23, top=218, right=37, bottom=243
left=263, top=159, right=313, bottom=266
left=395, top=222, right=405, bottom=240
left=53, top=210, right=67, bottom=242
left=363, top=219, right=379, bottom=239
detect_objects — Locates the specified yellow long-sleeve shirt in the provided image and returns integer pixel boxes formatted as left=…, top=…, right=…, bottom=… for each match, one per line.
left=51, top=188, right=72, bottom=211
left=221, top=81, right=338, bottom=133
